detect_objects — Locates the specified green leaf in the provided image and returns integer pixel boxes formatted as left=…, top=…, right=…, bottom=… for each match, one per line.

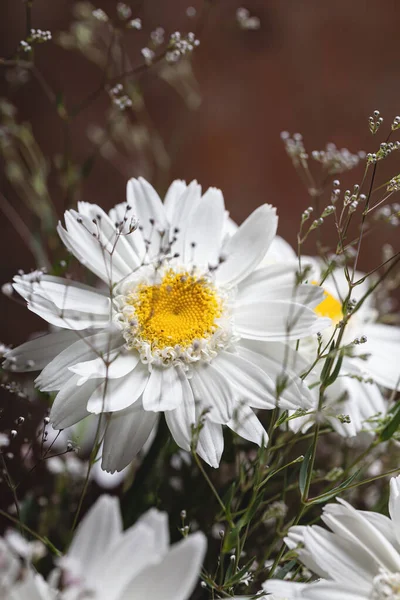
left=299, top=445, right=313, bottom=497
left=308, top=469, right=361, bottom=504
left=380, top=400, right=400, bottom=441
left=273, top=560, right=298, bottom=580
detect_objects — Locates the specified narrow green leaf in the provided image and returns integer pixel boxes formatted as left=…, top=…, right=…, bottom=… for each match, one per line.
left=308, top=469, right=361, bottom=504
left=299, top=445, right=313, bottom=497
left=380, top=400, right=400, bottom=441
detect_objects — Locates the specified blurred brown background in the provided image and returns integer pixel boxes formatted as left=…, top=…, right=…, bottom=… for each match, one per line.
left=1, top=0, right=400, bottom=346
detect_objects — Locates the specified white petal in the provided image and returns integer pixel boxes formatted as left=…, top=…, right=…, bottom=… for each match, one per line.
left=36, top=330, right=122, bottom=391
left=237, top=341, right=314, bottom=410
left=142, top=366, right=183, bottom=412
left=211, top=350, right=278, bottom=410
left=196, top=420, right=223, bottom=468
left=163, top=179, right=188, bottom=221
left=227, top=403, right=268, bottom=445
left=138, top=509, right=170, bottom=554
left=127, top=178, right=168, bottom=258
left=58, top=211, right=130, bottom=285
left=181, top=187, right=225, bottom=267
left=263, top=580, right=309, bottom=598
left=190, top=363, right=236, bottom=423
left=235, top=300, right=329, bottom=341
left=87, top=362, right=149, bottom=413
left=102, top=403, right=159, bottom=473
left=69, top=350, right=138, bottom=385
left=3, top=330, right=79, bottom=372
left=165, top=369, right=196, bottom=450
left=323, top=498, right=400, bottom=573
left=166, top=181, right=202, bottom=247
left=10, top=572, right=55, bottom=600
left=216, top=204, right=278, bottom=286
left=118, top=533, right=207, bottom=600
left=13, top=275, right=110, bottom=330
left=64, top=495, right=122, bottom=579
left=389, top=475, right=400, bottom=546
left=50, top=375, right=101, bottom=429
left=89, top=522, right=163, bottom=599
left=361, top=322, right=400, bottom=389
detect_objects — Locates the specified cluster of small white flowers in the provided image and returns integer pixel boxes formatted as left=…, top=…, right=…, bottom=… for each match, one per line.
left=375, top=202, right=400, bottom=226
left=116, top=2, right=132, bottom=20
left=343, top=186, right=364, bottom=214
left=367, top=141, right=400, bottom=164
left=166, top=31, right=200, bottom=63
left=368, top=109, right=384, bottom=135
left=236, top=7, right=261, bottom=30
left=301, top=205, right=313, bottom=223
left=312, top=143, right=365, bottom=174
left=109, top=83, right=132, bottom=110
left=29, top=28, right=52, bottom=42
left=19, top=40, right=32, bottom=53
left=141, top=47, right=155, bottom=64
left=92, top=8, right=108, bottom=22
left=387, top=174, right=400, bottom=192
left=392, top=115, right=400, bottom=131
left=151, top=27, right=165, bottom=46
left=281, top=132, right=309, bottom=168
left=128, top=17, right=142, bottom=30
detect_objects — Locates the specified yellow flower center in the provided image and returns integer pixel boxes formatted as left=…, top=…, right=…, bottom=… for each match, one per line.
left=128, top=269, right=222, bottom=349
left=313, top=282, right=343, bottom=324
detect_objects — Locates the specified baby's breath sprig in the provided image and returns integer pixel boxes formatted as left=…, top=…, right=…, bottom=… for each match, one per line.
left=368, top=109, right=383, bottom=135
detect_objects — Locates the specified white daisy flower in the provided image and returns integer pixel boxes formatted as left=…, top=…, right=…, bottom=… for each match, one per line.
left=4, top=178, right=328, bottom=472
left=7, top=495, right=206, bottom=600
left=265, top=475, right=400, bottom=600
left=252, top=231, right=400, bottom=437
left=294, top=259, right=400, bottom=436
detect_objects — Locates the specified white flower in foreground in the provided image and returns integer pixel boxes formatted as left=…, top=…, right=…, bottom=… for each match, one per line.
left=60, top=495, right=206, bottom=600
left=265, top=475, right=400, bottom=600
left=4, top=178, right=328, bottom=471
left=9, top=572, right=56, bottom=600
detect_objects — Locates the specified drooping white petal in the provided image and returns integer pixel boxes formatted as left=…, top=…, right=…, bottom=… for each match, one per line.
left=190, top=363, right=236, bottom=423
left=13, top=275, right=110, bottom=330
left=227, top=403, right=268, bottom=445
left=102, top=403, right=159, bottom=473
left=181, top=187, right=225, bottom=268
left=142, top=366, right=183, bottom=412
left=216, top=204, right=278, bottom=286
left=69, top=350, right=138, bottom=386
left=87, top=362, right=149, bottom=413
left=165, top=369, right=196, bottom=450
left=50, top=375, right=102, bottom=429
left=3, top=330, right=79, bottom=372
left=195, top=420, right=223, bottom=468
left=64, top=495, right=122, bottom=581
left=118, top=532, right=207, bottom=600
left=236, top=341, right=314, bottom=410
left=36, top=330, right=122, bottom=391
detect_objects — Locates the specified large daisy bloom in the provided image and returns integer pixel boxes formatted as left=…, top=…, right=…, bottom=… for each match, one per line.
left=4, top=178, right=328, bottom=471
left=265, top=475, right=400, bottom=599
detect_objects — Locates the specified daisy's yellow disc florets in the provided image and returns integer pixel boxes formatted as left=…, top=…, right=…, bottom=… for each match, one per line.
left=128, top=269, right=222, bottom=350
left=313, top=283, right=343, bottom=325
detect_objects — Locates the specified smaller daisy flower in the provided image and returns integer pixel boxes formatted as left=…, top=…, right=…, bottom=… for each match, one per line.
left=265, top=475, right=400, bottom=600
